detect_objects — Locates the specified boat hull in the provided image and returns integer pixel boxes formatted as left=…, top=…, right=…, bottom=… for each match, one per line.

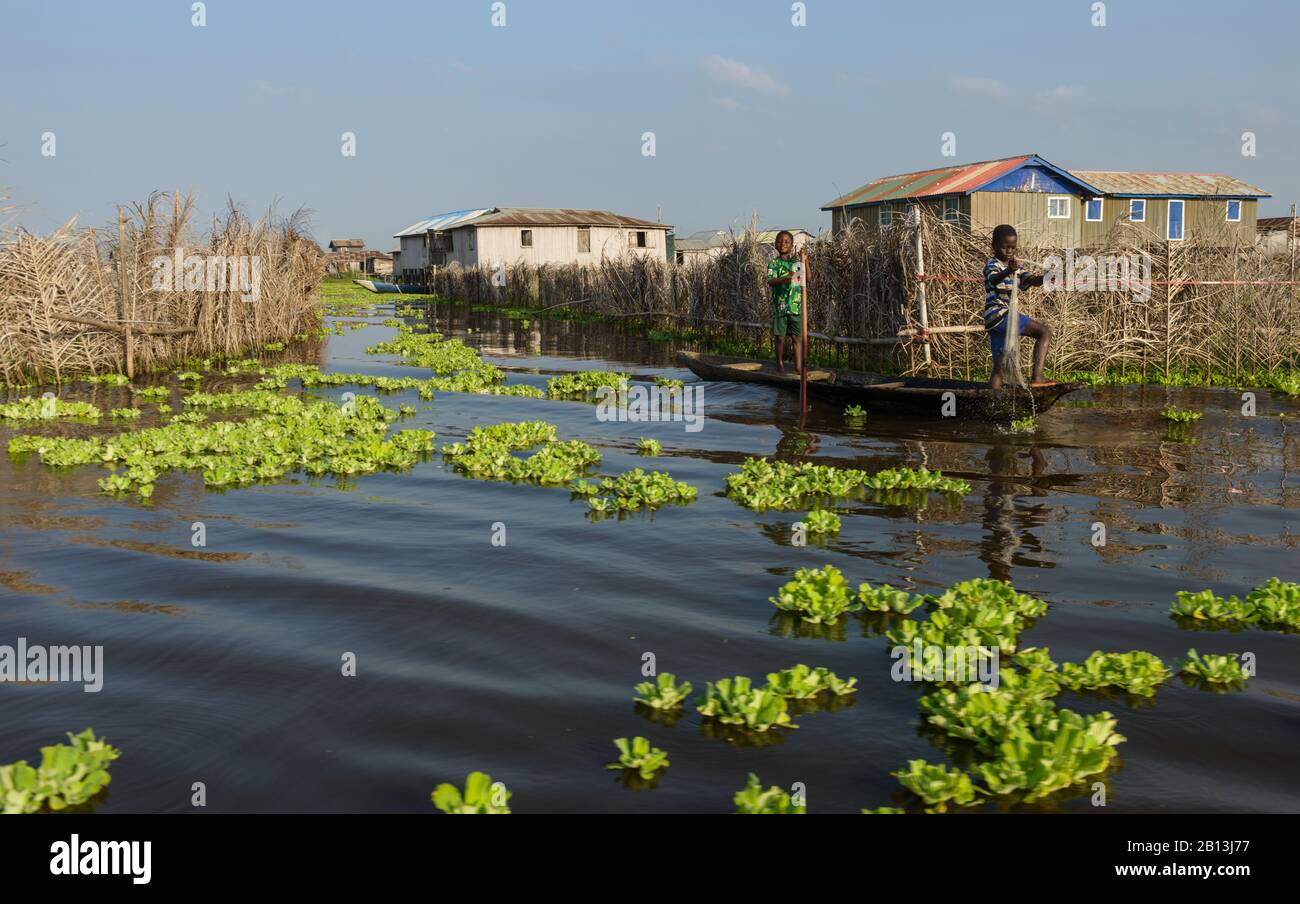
left=675, top=351, right=1083, bottom=419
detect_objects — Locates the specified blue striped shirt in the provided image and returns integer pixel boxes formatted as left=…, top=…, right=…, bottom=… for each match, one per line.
left=983, top=257, right=1027, bottom=331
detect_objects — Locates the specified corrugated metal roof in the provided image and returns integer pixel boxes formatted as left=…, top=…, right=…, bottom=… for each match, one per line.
left=1071, top=171, right=1270, bottom=198
left=393, top=208, right=495, bottom=238
left=328, top=239, right=365, bottom=248
left=822, top=155, right=1039, bottom=209
left=475, top=208, right=669, bottom=229
left=1258, top=216, right=1298, bottom=233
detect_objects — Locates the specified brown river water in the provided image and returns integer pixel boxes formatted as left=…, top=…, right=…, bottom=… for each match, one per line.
left=2, top=301, right=1298, bottom=813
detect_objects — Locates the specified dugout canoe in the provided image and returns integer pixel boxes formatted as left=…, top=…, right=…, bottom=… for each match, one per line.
left=676, top=351, right=1084, bottom=419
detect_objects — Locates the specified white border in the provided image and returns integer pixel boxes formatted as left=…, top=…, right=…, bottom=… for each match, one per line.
left=1085, top=198, right=1104, bottom=222
left=1226, top=199, right=1242, bottom=222
left=1129, top=199, right=1146, bottom=222
left=1167, top=199, right=1185, bottom=241
left=1047, top=196, right=1071, bottom=219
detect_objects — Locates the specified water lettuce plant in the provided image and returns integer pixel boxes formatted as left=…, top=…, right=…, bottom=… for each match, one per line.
left=1056, top=651, right=1172, bottom=698
left=726, top=457, right=969, bottom=511
left=131, top=386, right=170, bottom=400
left=843, top=404, right=866, bottom=421
left=887, top=579, right=1041, bottom=661
left=654, top=376, right=684, bottom=390
left=769, top=565, right=862, bottom=624
left=857, top=582, right=925, bottom=614
left=442, top=421, right=600, bottom=485
left=696, top=676, right=795, bottom=732
left=734, top=773, right=805, bottom=814
left=546, top=370, right=630, bottom=399
left=636, top=437, right=662, bottom=456
left=919, top=669, right=1065, bottom=753
left=892, top=760, right=978, bottom=811
left=0, top=729, right=120, bottom=814
left=0, top=396, right=101, bottom=420
left=578, top=468, right=697, bottom=514
left=1009, top=415, right=1037, bottom=433
left=801, top=509, right=841, bottom=535
left=431, top=771, right=511, bottom=814
left=973, top=710, right=1125, bottom=801
left=764, top=664, right=857, bottom=699
left=1170, top=579, right=1300, bottom=630
left=606, top=737, right=669, bottom=780
left=1177, top=649, right=1250, bottom=686
left=633, top=673, right=693, bottom=710
left=1161, top=407, right=1203, bottom=423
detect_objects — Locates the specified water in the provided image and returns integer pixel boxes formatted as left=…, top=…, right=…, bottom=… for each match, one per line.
left=2, top=302, right=1298, bottom=813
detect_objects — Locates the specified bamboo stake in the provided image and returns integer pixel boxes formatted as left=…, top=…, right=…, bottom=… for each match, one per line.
left=913, top=207, right=931, bottom=367
left=799, top=246, right=809, bottom=413
left=117, top=207, right=135, bottom=379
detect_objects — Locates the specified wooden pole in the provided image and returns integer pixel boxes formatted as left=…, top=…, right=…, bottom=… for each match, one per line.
left=913, top=210, right=932, bottom=367
left=799, top=247, right=809, bottom=413
left=117, top=207, right=134, bottom=379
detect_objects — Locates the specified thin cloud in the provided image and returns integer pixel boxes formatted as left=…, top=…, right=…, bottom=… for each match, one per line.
left=950, top=76, right=1012, bottom=100
left=703, top=55, right=789, bottom=96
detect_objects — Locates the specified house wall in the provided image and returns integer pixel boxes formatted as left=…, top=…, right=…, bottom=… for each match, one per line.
left=969, top=191, right=1083, bottom=247
left=473, top=225, right=670, bottom=268
left=1086, top=197, right=1258, bottom=245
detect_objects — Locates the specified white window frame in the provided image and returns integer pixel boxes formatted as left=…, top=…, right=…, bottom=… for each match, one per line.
left=878, top=205, right=892, bottom=227
left=1129, top=199, right=1146, bottom=222
left=942, top=197, right=960, bottom=222
left=520, top=229, right=533, bottom=248
left=1225, top=199, right=1242, bottom=222
left=1085, top=198, right=1104, bottom=222
left=1047, top=196, right=1071, bottom=219
left=1167, top=199, right=1185, bottom=241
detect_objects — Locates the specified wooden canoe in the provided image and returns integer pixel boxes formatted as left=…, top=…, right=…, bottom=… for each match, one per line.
left=676, top=351, right=1084, bottom=419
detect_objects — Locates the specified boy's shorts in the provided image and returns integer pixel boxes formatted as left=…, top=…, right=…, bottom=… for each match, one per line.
left=988, top=313, right=1033, bottom=361
left=772, top=309, right=801, bottom=337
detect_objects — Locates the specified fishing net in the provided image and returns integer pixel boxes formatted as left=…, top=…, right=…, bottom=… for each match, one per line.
left=1000, top=271, right=1027, bottom=388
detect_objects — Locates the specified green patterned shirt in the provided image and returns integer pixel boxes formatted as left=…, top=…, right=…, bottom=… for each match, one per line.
left=767, top=257, right=802, bottom=315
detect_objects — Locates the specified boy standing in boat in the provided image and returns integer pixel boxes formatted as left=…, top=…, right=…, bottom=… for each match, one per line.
left=984, top=224, right=1054, bottom=389
left=767, top=230, right=803, bottom=375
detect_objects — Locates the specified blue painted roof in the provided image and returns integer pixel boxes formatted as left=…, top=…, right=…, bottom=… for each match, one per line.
left=393, top=208, right=495, bottom=238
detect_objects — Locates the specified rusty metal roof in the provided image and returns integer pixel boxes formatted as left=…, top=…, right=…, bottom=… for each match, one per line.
left=822, top=155, right=1052, bottom=209
left=328, top=239, right=365, bottom=248
left=1071, top=171, right=1270, bottom=198
left=475, top=208, right=669, bottom=229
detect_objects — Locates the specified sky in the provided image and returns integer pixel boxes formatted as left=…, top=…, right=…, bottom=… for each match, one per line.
left=2, top=0, right=1298, bottom=250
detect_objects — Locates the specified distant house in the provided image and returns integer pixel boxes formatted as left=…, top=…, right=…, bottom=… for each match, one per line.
left=675, top=228, right=813, bottom=264
left=1257, top=216, right=1299, bottom=255
left=822, top=154, right=1269, bottom=246
left=392, top=207, right=672, bottom=279
left=325, top=249, right=391, bottom=275
left=328, top=239, right=365, bottom=252
left=361, top=251, right=392, bottom=276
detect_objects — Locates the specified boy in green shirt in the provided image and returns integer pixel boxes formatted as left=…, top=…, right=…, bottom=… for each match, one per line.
left=766, top=230, right=803, bottom=375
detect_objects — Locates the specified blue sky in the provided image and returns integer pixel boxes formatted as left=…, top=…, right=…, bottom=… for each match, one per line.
left=3, top=0, right=1297, bottom=249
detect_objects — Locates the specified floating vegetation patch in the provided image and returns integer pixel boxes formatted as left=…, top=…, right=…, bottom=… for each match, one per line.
left=0, top=396, right=100, bottom=421
left=545, top=370, right=629, bottom=399
left=770, top=565, right=862, bottom=624
left=636, top=437, right=661, bottom=456
left=1056, top=651, right=1172, bottom=698
left=886, top=578, right=1045, bottom=664
left=764, top=664, right=857, bottom=699
left=9, top=389, right=434, bottom=499
left=843, top=404, right=867, bottom=422
left=633, top=673, right=692, bottom=710
left=575, top=468, right=697, bottom=515
left=442, top=420, right=599, bottom=485
left=857, top=582, right=925, bottom=614
left=725, top=457, right=970, bottom=511
left=1161, top=407, right=1203, bottom=423
left=431, top=772, right=511, bottom=814
left=1008, top=415, right=1037, bottom=434
left=131, top=386, right=170, bottom=401
left=892, top=760, right=978, bottom=812
left=1, top=729, right=120, bottom=814
left=607, top=737, right=669, bottom=781
left=1177, top=649, right=1251, bottom=689
left=734, top=773, right=805, bottom=814
left=1170, top=579, right=1300, bottom=631
left=800, top=509, right=840, bottom=536
left=695, top=676, right=795, bottom=732
left=366, top=330, right=484, bottom=374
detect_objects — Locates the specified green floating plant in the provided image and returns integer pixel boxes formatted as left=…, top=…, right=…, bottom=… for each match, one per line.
left=892, top=760, right=978, bottom=811
left=580, top=468, right=697, bottom=514
left=633, top=673, right=693, bottom=710
left=919, top=669, right=1065, bottom=753
left=654, top=376, right=684, bottom=390
left=0, top=396, right=101, bottom=420
left=858, top=582, right=925, bottom=614
left=431, top=771, right=511, bottom=814
left=765, top=664, right=857, bottom=699
left=974, top=711, right=1126, bottom=801
left=1177, top=649, right=1251, bottom=687
left=545, top=370, right=630, bottom=399
left=1170, top=580, right=1300, bottom=630
left=606, top=737, right=669, bottom=780
left=109, top=407, right=142, bottom=419
left=861, top=806, right=906, bottom=814
left=85, top=373, right=130, bottom=386
left=1009, top=415, right=1037, bottom=434
left=770, top=565, right=862, bottom=624
left=1, top=729, right=120, bottom=814
left=1056, top=651, right=1172, bottom=698
left=843, top=404, right=867, bottom=421
left=696, top=677, right=795, bottom=732
left=734, top=773, right=805, bottom=814
left=800, top=509, right=841, bottom=535
left=887, top=579, right=1044, bottom=662
left=725, top=457, right=970, bottom=511
left=131, top=386, right=170, bottom=400
left=636, top=437, right=662, bottom=456
left=1161, top=407, right=1203, bottom=423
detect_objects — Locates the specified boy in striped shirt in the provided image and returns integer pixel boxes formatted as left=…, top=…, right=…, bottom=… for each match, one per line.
left=984, top=224, right=1054, bottom=389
